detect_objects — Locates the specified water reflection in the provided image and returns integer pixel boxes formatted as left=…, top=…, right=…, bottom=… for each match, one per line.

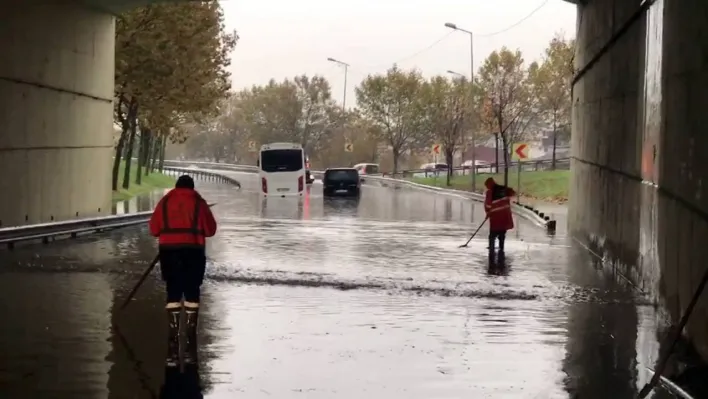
left=0, top=273, right=113, bottom=398
left=160, top=364, right=203, bottom=398
left=0, top=173, right=675, bottom=397
left=113, top=189, right=168, bottom=215
left=562, top=247, right=640, bottom=398
left=106, top=266, right=217, bottom=397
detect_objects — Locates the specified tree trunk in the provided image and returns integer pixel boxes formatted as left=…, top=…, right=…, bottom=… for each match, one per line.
left=494, top=133, right=500, bottom=174
left=135, top=127, right=146, bottom=185
left=112, top=125, right=129, bottom=191
left=551, top=110, right=558, bottom=170
left=392, top=148, right=400, bottom=174
left=144, top=132, right=155, bottom=176
left=122, top=114, right=138, bottom=190
left=445, top=149, right=454, bottom=186
left=158, top=137, right=166, bottom=171
left=150, top=135, right=162, bottom=172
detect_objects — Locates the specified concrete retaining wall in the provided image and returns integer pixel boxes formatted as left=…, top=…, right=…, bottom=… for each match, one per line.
left=571, top=0, right=708, bottom=361
left=0, top=4, right=115, bottom=227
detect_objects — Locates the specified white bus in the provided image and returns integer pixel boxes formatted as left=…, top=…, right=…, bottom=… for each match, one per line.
left=258, top=142, right=306, bottom=197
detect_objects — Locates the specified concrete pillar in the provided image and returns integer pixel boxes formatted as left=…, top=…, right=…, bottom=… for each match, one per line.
left=0, top=4, right=114, bottom=227
left=571, top=0, right=708, bottom=362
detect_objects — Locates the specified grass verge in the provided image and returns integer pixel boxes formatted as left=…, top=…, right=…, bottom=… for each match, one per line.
left=410, top=170, right=570, bottom=204
left=112, top=161, right=175, bottom=202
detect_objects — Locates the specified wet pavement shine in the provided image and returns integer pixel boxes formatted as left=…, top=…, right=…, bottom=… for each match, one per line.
left=0, top=171, right=680, bottom=398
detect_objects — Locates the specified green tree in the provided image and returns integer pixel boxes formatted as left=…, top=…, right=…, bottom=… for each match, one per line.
left=478, top=47, right=536, bottom=184
left=531, top=34, right=575, bottom=169
left=238, top=75, right=335, bottom=153
left=420, top=76, right=473, bottom=186
left=355, top=65, right=427, bottom=173
left=113, top=1, right=237, bottom=190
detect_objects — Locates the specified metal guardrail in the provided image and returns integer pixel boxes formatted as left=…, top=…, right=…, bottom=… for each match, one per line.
left=359, top=174, right=556, bottom=233
left=0, top=211, right=152, bottom=248
left=0, top=167, right=238, bottom=249
left=162, top=160, right=258, bottom=174
left=165, top=158, right=570, bottom=177
left=383, top=157, right=571, bottom=178
left=162, top=166, right=242, bottom=188
left=165, top=160, right=557, bottom=234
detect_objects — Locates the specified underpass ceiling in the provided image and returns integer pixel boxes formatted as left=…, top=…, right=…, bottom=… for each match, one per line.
left=79, top=0, right=194, bottom=14
left=81, top=0, right=580, bottom=15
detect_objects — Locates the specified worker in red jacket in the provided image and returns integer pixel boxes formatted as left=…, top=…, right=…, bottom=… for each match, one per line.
left=484, top=177, right=516, bottom=259
left=149, top=175, right=217, bottom=366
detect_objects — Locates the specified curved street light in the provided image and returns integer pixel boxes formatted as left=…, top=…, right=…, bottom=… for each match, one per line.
left=326, top=57, right=350, bottom=110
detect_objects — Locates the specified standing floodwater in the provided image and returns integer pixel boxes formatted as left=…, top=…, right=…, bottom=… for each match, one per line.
left=0, top=172, right=679, bottom=398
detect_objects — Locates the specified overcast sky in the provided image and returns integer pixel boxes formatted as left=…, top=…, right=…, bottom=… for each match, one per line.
left=220, top=0, right=577, bottom=107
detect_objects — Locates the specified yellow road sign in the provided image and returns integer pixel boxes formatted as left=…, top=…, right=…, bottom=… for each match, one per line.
left=344, top=142, right=353, bottom=152
left=248, top=140, right=257, bottom=152
left=431, top=144, right=441, bottom=155
left=511, top=143, right=529, bottom=161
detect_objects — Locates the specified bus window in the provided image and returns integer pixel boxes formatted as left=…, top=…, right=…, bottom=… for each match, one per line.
left=260, top=149, right=303, bottom=172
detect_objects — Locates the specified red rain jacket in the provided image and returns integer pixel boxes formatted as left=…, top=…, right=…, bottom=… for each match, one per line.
left=149, top=188, right=217, bottom=248
left=484, top=178, right=516, bottom=231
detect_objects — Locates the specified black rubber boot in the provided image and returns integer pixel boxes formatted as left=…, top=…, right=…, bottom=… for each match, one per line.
left=166, top=307, right=181, bottom=367
left=184, top=306, right=199, bottom=364
left=488, top=233, right=496, bottom=262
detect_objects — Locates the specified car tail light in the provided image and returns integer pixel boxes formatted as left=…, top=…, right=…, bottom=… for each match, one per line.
left=298, top=176, right=304, bottom=192
left=261, top=177, right=267, bottom=193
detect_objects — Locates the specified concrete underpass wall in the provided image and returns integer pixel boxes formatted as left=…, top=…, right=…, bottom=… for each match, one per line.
left=0, top=4, right=114, bottom=227
left=570, top=0, right=708, bottom=361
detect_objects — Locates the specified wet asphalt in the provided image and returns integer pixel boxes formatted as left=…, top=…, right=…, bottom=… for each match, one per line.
left=0, top=171, right=680, bottom=398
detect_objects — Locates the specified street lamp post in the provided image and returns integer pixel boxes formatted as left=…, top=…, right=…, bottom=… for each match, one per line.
left=446, top=70, right=465, bottom=79
left=327, top=57, right=350, bottom=110
left=444, top=22, right=476, bottom=192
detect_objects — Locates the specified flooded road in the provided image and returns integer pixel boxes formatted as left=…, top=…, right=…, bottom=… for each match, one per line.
left=0, top=171, right=679, bottom=398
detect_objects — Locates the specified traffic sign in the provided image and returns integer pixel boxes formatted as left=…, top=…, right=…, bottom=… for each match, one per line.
left=344, top=142, right=353, bottom=152
left=247, top=140, right=257, bottom=152
left=431, top=144, right=441, bottom=155
left=511, top=143, right=529, bottom=160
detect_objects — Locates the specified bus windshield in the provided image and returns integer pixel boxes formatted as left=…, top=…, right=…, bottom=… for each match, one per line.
left=260, top=149, right=304, bottom=172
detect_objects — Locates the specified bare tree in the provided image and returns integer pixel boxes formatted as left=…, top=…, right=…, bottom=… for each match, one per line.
left=478, top=47, right=537, bottom=185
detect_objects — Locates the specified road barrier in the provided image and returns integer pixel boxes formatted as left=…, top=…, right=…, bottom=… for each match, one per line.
left=358, top=174, right=556, bottom=234
left=1, top=167, right=238, bottom=249
left=162, top=166, right=242, bottom=188
left=165, top=160, right=557, bottom=234
left=0, top=211, right=152, bottom=249
left=382, top=157, right=570, bottom=178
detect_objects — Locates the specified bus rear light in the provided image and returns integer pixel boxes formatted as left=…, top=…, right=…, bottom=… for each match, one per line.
left=298, top=176, right=304, bottom=192
left=261, top=177, right=268, bottom=193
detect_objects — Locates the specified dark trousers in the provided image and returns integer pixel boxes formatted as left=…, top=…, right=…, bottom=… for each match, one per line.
left=160, top=247, right=207, bottom=304
left=488, top=230, right=507, bottom=253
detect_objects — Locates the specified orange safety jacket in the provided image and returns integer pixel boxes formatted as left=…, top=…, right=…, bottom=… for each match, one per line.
left=484, top=181, right=515, bottom=231
left=149, top=188, right=217, bottom=248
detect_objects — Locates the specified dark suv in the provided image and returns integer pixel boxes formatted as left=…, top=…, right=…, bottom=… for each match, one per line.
left=323, top=168, right=361, bottom=197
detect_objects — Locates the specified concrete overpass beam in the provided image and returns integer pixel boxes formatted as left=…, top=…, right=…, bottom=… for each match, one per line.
left=0, top=4, right=115, bottom=227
